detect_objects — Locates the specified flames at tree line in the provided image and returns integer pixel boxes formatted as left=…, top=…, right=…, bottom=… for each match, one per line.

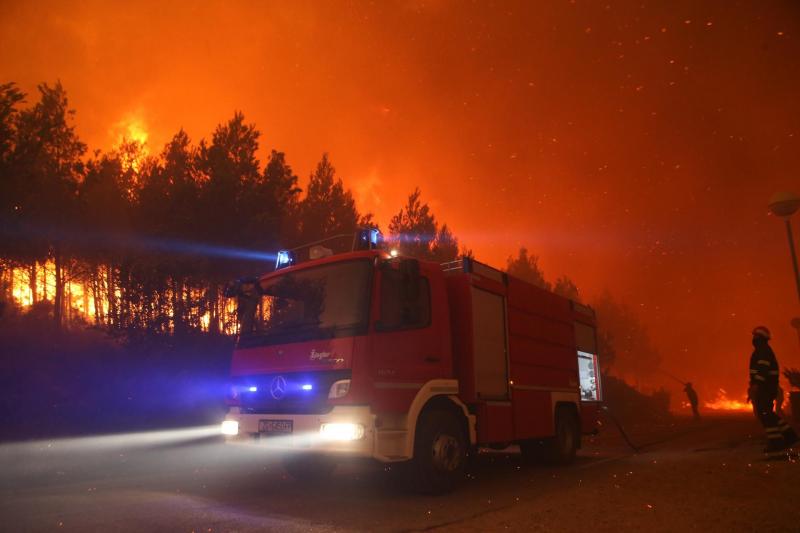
left=3, top=1, right=800, bottom=414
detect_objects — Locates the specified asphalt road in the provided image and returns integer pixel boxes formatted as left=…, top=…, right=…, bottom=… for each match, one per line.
left=1, top=414, right=798, bottom=532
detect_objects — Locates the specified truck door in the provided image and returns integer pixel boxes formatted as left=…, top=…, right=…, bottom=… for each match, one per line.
left=471, top=287, right=509, bottom=399
left=369, top=259, right=450, bottom=412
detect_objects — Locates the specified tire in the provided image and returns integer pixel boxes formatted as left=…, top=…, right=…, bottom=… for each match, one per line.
left=408, top=409, right=468, bottom=494
left=282, top=454, right=336, bottom=483
left=520, top=407, right=579, bottom=466
left=549, top=407, right=579, bottom=465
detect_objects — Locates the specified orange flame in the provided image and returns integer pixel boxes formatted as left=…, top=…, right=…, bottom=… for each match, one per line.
left=111, top=112, right=150, bottom=172
left=5, top=261, right=239, bottom=334
left=704, top=388, right=751, bottom=412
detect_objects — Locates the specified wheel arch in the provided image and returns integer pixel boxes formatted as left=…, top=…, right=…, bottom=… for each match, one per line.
left=403, top=380, right=476, bottom=459
left=553, top=399, right=581, bottom=449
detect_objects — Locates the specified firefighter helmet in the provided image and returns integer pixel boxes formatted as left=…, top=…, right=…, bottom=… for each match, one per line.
left=752, top=326, right=771, bottom=340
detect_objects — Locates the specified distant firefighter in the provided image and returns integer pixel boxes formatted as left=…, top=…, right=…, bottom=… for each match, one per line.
left=748, top=326, right=798, bottom=453
left=683, top=382, right=700, bottom=420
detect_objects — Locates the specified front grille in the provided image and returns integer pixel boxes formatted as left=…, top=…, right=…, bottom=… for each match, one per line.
left=234, top=370, right=351, bottom=415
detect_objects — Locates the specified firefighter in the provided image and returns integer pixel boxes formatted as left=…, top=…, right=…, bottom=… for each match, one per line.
left=748, top=326, right=798, bottom=453
left=683, top=382, right=700, bottom=420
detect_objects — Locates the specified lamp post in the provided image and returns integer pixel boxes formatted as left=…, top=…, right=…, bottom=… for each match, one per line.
left=769, top=192, right=800, bottom=365
left=769, top=191, right=800, bottom=302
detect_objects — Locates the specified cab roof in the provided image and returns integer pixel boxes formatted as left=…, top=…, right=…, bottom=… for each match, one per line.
left=258, top=249, right=388, bottom=283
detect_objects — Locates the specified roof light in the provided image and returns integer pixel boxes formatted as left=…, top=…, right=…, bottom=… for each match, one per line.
left=275, top=250, right=296, bottom=269
left=248, top=386, right=258, bottom=392
left=356, top=228, right=383, bottom=250
left=301, top=384, right=313, bottom=391
left=369, top=228, right=382, bottom=246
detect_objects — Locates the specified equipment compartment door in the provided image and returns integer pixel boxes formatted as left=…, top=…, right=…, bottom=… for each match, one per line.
left=471, top=287, right=509, bottom=399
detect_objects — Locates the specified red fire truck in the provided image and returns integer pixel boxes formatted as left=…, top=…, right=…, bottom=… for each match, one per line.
left=221, top=231, right=602, bottom=493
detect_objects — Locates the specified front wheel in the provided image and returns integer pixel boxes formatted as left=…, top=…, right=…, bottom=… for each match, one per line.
left=407, top=409, right=468, bottom=494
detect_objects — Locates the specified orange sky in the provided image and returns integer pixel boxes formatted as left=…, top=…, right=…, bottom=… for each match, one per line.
left=2, top=0, right=800, bottom=401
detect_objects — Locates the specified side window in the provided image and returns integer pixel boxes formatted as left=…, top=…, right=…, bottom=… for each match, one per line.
left=575, top=322, right=601, bottom=401
left=378, top=267, right=431, bottom=330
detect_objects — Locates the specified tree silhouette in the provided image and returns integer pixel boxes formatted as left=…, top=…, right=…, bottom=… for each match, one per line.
left=0, top=82, right=24, bottom=165
left=553, top=275, right=581, bottom=302
left=296, top=153, right=366, bottom=245
left=430, top=224, right=459, bottom=263
left=0, top=83, right=26, bottom=261
left=388, top=188, right=459, bottom=262
left=78, top=152, right=132, bottom=327
left=506, top=247, right=550, bottom=290
left=198, top=112, right=261, bottom=247
left=12, top=82, right=86, bottom=328
left=247, top=150, right=300, bottom=250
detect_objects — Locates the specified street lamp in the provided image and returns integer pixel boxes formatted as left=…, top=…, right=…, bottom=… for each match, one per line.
left=769, top=191, right=800, bottom=302
left=769, top=192, right=800, bottom=351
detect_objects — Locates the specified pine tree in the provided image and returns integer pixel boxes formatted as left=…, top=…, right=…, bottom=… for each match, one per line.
left=0, top=82, right=26, bottom=262
left=296, top=153, right=364, bottom=245
left=553, top=275, right=581, bottom=301
left=388, top=188, right=459, bottom=262
left=12, top=82, right=86, bottom=328
left=246, top=149, right=300, bottom=249
left=506, top=247, right=550, bottom=290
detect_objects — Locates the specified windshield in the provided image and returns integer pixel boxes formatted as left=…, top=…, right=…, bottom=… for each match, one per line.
left=237, top=259, right=372, bottom=347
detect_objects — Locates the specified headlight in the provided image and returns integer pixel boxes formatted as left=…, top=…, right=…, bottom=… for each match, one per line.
left=221, top=420, right=239, bottom=436
left=320, top=423, right=365, bottom=441
left=328, top=379, right=351, bottom=399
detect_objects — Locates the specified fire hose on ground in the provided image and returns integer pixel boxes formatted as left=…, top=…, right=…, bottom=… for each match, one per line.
left=600, top=405, right=641, bottom=452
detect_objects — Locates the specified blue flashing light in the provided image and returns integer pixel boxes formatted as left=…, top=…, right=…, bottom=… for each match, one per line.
left=248, top=386, right=258, bottom=392
left=301, top=384, right=313, bottom=391
left=357, top=228, right=383, bottom=250
left=369, top=228, right=382, bottom=246
left=275, top=250, right=295, bottom=269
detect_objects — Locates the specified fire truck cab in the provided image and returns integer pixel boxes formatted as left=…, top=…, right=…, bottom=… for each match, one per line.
left=222, top=233, right=602, bottom=493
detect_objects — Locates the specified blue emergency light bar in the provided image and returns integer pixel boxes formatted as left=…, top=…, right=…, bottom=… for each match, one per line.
left=369, top=228, right=382, bottom=246
left=275, top=250, right=296, bottom=270
left=356, top=228, right=383, bottom=250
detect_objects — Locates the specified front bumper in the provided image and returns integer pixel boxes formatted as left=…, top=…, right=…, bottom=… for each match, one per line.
left=223, top=405, right=396, bottom=460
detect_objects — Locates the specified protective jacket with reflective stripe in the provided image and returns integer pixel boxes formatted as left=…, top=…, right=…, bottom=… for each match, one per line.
left=749, top=343, right=779, bottom=390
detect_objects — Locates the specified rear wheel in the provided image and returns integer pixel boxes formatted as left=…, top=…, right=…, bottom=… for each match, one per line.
left=520, top=406, right=579, bottom=465
left=407, top=409, right=467, bottom=494
left=549, top=407, right=580, bottom=465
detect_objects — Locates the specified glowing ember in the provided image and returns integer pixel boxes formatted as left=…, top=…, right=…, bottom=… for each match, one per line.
left=704, top=388, right=751, bottom=412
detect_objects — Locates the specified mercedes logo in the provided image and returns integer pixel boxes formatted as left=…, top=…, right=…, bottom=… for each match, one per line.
left=270, top=375, right=287, bottom=400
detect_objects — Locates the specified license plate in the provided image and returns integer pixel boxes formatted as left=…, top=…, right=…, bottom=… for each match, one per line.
left=258, top=419, right=293, bottom=435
